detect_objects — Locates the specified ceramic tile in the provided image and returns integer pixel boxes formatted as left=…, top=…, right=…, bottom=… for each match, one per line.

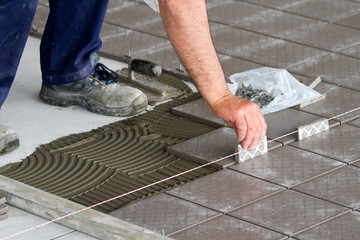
left=264, top=108, right=338, bottom=145
left=293, top=166, right=360, bottom=209
left=166, top=127, right=236, bottom=169
left=288, top=53, right=360, bottom=85
left=297, top=86, right=360, bottom=123
left=285, top=22, right=360, bottom=52
left=336, top=13, right=360, bottom=30
left=109, top=193, right=220, bottom=235
left=210, top=22, right=275, bottom=57
left=352, top=159, right=360, bottom=168
left=338, top=43, right=360, bottom=59
left=171, top=98, right=225, bottom=128
left=105, top=1, right=167, bottom=39
left=282, top=0, right=360, bottom=22
left=239, top=39, right=327, bottom=69
left=289, top=73, right=335, bottom=93
left=170, top=215, right=286, bottom=240
left=99, top=23, right=179, bottom=70
left=348, top=118, right=360, bottom=128
left=293, top=211, right=360, bottom=240
left=167, top=169, right=284, bottom=213
left=208, top=2, right=278, bottom=28
left=230, top=145, right=344, bottom=188
left=237, top=0, right=314, bottom=10
left=218, top=54, right=264, bottom=79
left=290, top=124, right=360, bottom=163
left=339, top=79, right=360, bottom=92
left=54, top=231, right=99, bottom=240
left=228, top=190, right=349, bottom=235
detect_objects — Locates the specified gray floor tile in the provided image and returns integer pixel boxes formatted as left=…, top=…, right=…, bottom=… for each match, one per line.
left=228, top=190, right=349, bottom=235
left=282, top=0, right=360, bottom=22
left=167, top=169, right=284, bottom=213
left=288, top=53, right=360, bottom=85
left=31, top=4, right=49, bottom=38
left=170, top=215, right=286, bottom=240
left=336, top=13, right=360, bottom=30
left=347, top=118, right=360, bottom=128
left=208, top=1, right=276, bottom=27
left=284, top=22, right=360, bottom=52
left=219, top=54, right=264, bottom=78
left=105, top=1, right=167, bottom=39
left=230, top=145, right=344, bottom=187
left=237, top=0, right=318, bottom=10
left=239, top=39, right=327, bottom=68
left=167, top=127, right=236, bottom=169
left=339, top=79, right=360, bottom=92
left=293, top=166, right=360, bottom=209
left=293, top=211, right=360, bottom=240
left=290, top=124, right=360, bottom=163
left=289, top=74, right=335, bottom=93
left=171, top=98, right=224, bottom=128
left=297, top=86, right=360, bottom=123
left=109, top=193, right=220, bottom=235
left=210, top=22, right=275, bottom=57
left=338, top=43, right=360, bottom=59
left=264, top=108, right=338, bottom=145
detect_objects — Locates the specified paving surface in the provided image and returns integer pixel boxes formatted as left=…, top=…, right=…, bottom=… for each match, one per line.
left=2, top=0, right=360, bottom=239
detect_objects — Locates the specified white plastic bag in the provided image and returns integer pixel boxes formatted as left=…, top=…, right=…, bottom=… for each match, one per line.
left=227, top=67, right=322, bottom=115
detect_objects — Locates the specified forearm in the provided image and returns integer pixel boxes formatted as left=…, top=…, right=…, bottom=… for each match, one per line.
left=158, top=0, right=230, bottom=107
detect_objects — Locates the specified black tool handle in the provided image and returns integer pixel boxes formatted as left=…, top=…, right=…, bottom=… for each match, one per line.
left=130, top=59, right=162, bottom=77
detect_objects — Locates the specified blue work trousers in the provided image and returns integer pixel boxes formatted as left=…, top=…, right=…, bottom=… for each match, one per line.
left=0, top=0, right=109, bottom=108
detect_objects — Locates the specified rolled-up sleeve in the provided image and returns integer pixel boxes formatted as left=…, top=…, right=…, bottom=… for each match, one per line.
left=143, top=0, right=160, bottom=12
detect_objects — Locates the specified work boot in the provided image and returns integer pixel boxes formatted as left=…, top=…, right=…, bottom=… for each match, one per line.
left=0, top=125, right=19, bottom=155
left=39, top=63, right=148, bottom=116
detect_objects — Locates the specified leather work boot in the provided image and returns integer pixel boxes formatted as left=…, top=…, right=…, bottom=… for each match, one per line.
left=39, top=63, right=148, bottom=117
left=0, top=125, right=19, bottom=155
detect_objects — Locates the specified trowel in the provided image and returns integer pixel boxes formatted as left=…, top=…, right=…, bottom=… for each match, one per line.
left=116, top=58, right=183, bottom=105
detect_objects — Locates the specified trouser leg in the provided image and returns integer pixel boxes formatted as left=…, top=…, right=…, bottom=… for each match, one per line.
left=40, top=0, right=109, bottom=85
left=0, top=0, right=39, bottom=108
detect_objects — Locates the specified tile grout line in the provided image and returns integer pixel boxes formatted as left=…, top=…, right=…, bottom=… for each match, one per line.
left=289, top=209, right=353, bottom=237
left=166, top=213, right=223, bottom=237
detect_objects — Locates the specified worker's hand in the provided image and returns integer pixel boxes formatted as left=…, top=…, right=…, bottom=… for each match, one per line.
left=210, top=91, right=267, bottom=150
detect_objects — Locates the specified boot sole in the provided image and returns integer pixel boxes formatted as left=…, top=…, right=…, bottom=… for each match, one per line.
left=39, top=87, right=148, bottom=117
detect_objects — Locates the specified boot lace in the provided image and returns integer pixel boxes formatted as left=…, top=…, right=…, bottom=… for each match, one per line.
left=92, top=63, right=118, bottom=84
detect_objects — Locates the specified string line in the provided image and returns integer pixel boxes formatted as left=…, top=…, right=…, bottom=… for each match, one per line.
left=2, top=106, right=360, bottom=240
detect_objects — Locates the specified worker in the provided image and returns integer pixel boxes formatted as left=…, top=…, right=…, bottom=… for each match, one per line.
left=0, top=0, right=266, bottom=155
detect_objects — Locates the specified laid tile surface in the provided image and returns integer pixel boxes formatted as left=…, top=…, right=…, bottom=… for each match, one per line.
left=282, top=0, right=360, bottom=22
left=293, top=211, right=360, bottom=240
left=54, top=231, right=99, bottom=240
left=109, top=193, right=220, bottom=235
left=237, top=0, right=319, bottom=10
left=238, top=39, right=327, bottom=68
left=167, top=169, right=284, bottom=213
left=338, top=43, right=360, bottom=59
left=219, top=54, right=264, bottom=78
left=210, top=22, right=275, bottom=57
left=264, top=108, right=336, bottom=145
left=348, top=118, right=360, bottom=128
left=30, top=3, right=49, bottom=37
left=290, top=124, right=360, bottom=163
left=167, top=127, right=236, bottom=169
left=230, top=145, right=344, bottom=187
left=336, top=13, right=360, bottom=30
left=100, top=23, right=178, bottom=70
left=228, top=190, right=349, bottom=235
left=105, top=1, right=167, bottom=39
left=234, top=10, right=321, bottom=38
left=171, top=98, right=224, bottom=128
left=284, top=22, right=360, bottom=52
left=339, top=79, right=360, bottom=92
left=208, top=2, right=277, bottom=28
left=288, top=53, right=360, bottom=85
left=297, top=86, right=360, bottom=123
left=170, top=215, right=286, bottom=240
left=293, top=166, right=360, bottom=209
